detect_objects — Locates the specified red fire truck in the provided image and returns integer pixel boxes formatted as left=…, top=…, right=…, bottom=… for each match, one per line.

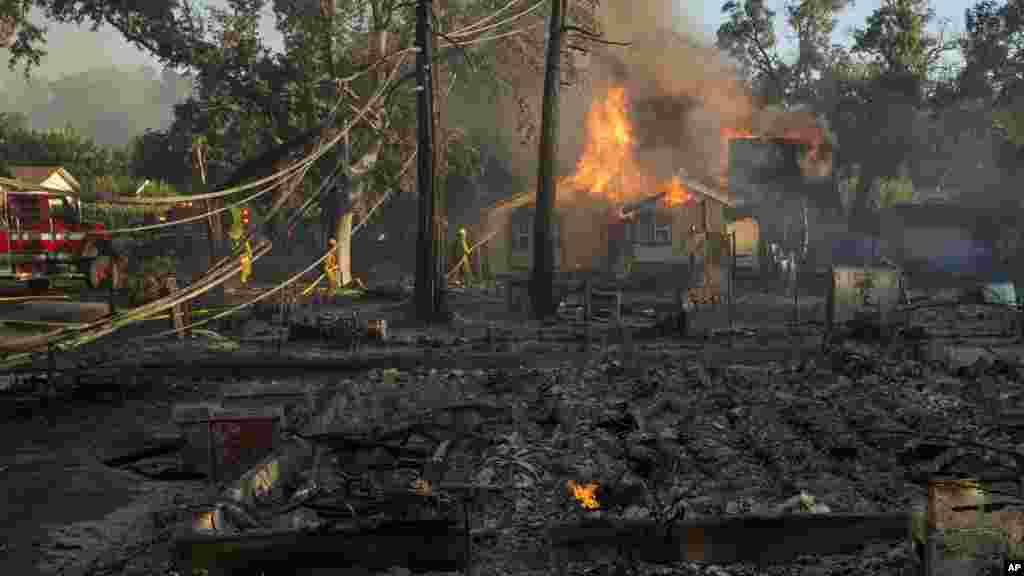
left=0, top=188, right=122, bottom=290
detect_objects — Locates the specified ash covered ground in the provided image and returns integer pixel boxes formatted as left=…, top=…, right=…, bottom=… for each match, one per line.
left=2, top=287, right=1023, bottom=576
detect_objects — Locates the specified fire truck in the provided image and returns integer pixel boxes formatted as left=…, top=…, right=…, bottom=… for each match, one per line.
left=0, top=188, right=122, bottom=291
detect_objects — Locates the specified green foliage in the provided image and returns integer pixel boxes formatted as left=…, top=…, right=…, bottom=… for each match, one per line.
left=81, top=202, right=162, bottom=230
left=0, top=121, right=131, bottom=185
left=717, top=0, right=788, bottom=103
left=129, top=129, right=193, bottom=191
left=143, top=180, right=180, bottom=198
left=959, top=0, right=1024, bottom=105
left=1, top=0, right=552, bottom=228
left=852, top=0, right=938, bottom=82
left=878, top=170, right=916, bottom=208
left=993, top=107, right=1024, bottom=148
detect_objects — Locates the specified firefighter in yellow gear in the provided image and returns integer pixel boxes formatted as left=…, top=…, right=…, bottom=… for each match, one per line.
left=451, top=228, right=473, bottom=286
left=229, top=208, right=252, bottom=285
left=325, top=237, right=340, bottom=290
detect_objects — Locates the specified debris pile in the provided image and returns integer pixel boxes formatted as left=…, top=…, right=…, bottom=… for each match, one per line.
left=32, top=328, right=1024, bottom=575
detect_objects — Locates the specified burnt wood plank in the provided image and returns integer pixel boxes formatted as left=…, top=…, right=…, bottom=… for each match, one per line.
left=549, top=514, right=911, bottom=565
left=175, top=520, right=466, bottom=574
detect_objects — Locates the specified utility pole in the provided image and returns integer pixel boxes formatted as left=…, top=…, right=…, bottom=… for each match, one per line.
left=530, top=0, right=564, bottom=319
left=414, top=0, right=438, bottom=322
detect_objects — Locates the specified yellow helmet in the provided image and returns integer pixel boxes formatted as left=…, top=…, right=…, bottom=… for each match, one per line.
left=458, top=228, right=467, bottom=236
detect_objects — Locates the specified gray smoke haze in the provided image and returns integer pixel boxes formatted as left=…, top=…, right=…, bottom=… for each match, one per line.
left=0, top=64, right=192, bottom=149
left=473, top=0, right=832, bottom=196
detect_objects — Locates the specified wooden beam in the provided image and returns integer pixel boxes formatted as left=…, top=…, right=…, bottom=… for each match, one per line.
left=549, top=514, right=911, bottom=566
left=675, top=172, right=736, bottom=208
left=174, top=520, right=467, bottom=574
left=101, top=435, right=186, bottom=468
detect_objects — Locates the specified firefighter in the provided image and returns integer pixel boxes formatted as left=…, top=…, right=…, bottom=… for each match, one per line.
left=325, top=237, right=340, bottom=290
left=452, top=228, right=473, bottom=286
left=230, top=207, right=253, bottom=285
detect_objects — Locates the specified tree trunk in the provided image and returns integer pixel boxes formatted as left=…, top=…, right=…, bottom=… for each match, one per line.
left=530, top=0, right=564, bottom=320
left=414, top=0, right=438, bottom=322
left=206, top=198, right=227, bottom=303
left=335, top=211, right=353, bottom=288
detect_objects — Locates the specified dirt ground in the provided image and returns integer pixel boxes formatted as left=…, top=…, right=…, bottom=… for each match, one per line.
left=0, top=375, right=211, bottom=575
left=2, top=286, right=1024, bottom=575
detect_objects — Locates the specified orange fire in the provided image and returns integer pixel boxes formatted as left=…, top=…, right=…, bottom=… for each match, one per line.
left=562, top=86, right=692, bottom=208
left=567, top=480, right=601, bottom=510
left=412, top=478, right=433, bottom=496
left=659, top=176, right=691, bottom=207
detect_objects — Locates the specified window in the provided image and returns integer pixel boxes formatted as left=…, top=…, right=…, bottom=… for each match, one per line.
left=653, top=222, right=671, bottom=245
left=513, top=210, right=561, bottom=252
left=634, top=212, right=653, bottom=244
left=514, top=216, right=530, bottom=251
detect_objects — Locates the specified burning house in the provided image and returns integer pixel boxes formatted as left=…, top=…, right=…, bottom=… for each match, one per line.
left=472, top=87, right=830, bottom=297
left=475, top=87, right=735, bottom=293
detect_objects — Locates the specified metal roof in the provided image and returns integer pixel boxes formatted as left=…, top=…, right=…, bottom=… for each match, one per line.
left=0, top=175, right=82, bottom=196
left=8, top=165, right=80, bottom=191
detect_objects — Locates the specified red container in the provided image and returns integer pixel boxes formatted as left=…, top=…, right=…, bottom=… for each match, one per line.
left=209, top=414, right=279, bottom=482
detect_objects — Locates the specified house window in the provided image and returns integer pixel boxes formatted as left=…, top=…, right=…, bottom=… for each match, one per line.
left=514, top=217, right=531, bottom=251
left=634, top=212, right=653, bottom=244
left=653, top=222, right=671, bottom=245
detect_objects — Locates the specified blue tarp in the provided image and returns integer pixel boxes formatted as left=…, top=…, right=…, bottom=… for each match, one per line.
left=914, top=239, right=1002, bottom=279
left=829, top=235, right=884, bottom=266
left=827, top=234, right=1010, bottom=283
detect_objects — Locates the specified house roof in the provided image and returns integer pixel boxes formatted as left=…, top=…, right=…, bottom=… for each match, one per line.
left=481, top=174, right=735, bottom=216
left=7, top=165, right=81, bottom=191
left=675, top=172, right=736, bottom=207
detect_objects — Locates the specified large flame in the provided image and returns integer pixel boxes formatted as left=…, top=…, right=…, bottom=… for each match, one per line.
left=561, top=86, right=692, bottom=208
left=567, top=480, right=601, bottom=510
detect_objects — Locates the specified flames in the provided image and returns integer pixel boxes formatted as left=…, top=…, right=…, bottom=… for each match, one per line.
left=658, top=176, right=691, bottom=207
left=551, top=85, right=828, bottom=225
left=561, top=86, right=692, bottom=209
left=567, top=480, right=601, bottom=510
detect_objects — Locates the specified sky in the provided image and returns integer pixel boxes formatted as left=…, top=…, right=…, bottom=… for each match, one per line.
left=6, top=0, right=978, bottom=80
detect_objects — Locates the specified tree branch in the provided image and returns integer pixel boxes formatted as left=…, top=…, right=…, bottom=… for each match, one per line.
left=562, top=24, right=631, bottom=47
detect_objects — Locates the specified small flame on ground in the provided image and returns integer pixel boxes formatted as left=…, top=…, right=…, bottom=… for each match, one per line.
left=194, top=510, right=217, bottom=531
left=567, top=480, right=601, bottom=510
left=413, top=478, right=433, bottom=496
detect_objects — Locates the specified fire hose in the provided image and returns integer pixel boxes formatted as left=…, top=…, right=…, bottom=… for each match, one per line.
left=0, top=240, right=273, bottom=363
left=0, top=76, right=408, bottom=367
left=445, top=229, right=500, bottom=280
left=300, top=170, right=411, bottom=296
left=135, top=143, right=408, bottom=343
